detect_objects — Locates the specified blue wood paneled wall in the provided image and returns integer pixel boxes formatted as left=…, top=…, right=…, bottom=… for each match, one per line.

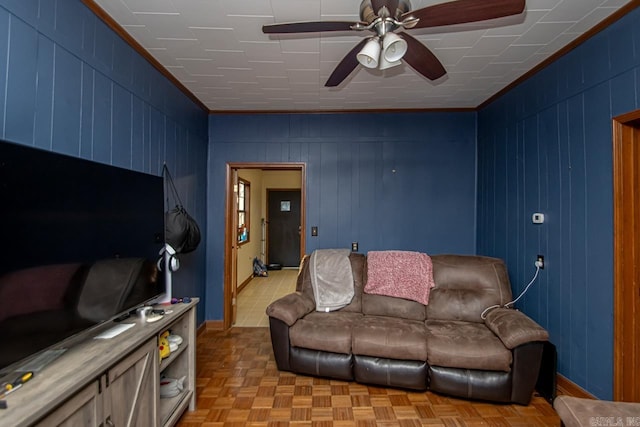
left=477, top=7, right=640, bottom=400
left=206, top=112, right=478, bottom=320
left=7, top=3, right=635, bottom=393
left=0, top=0, right=209, bottom=324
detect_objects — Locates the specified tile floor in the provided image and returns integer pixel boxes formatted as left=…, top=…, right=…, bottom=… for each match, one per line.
left=235, top=268, right=298, bottom=327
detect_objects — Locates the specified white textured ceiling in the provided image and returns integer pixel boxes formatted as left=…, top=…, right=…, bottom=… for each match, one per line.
left=91, top=0, right=633, bottom=112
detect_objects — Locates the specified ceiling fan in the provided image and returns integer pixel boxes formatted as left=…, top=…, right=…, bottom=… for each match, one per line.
left=263, top=0, right=526, bottom=87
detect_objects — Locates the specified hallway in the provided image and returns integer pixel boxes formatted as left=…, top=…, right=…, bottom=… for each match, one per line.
left=235, top=269, right=297, bottom=327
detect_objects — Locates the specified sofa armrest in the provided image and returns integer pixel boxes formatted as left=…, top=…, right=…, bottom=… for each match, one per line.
left=266, top=292, right=315, bottom=326
left=484, top=308, right=549, bottom=349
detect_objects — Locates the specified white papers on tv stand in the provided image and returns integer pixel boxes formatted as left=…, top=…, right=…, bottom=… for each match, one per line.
left=93, top=323, right=135, bottom=339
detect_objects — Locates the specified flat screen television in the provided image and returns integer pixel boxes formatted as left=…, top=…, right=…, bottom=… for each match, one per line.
left=0, top=139, right=166, bottom=372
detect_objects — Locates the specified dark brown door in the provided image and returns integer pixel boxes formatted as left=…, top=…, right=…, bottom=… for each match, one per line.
left=267, top=190, right=301, bottom=267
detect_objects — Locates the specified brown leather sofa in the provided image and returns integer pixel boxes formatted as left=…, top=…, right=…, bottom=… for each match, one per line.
left=266, top=253, right=549, bottom=404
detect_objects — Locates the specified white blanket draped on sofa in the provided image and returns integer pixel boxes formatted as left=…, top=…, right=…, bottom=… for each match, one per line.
left=309, top=249, right=354, bottom=312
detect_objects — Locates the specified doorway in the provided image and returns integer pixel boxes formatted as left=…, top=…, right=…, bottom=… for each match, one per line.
left=223, top=163, right=306, bottom=329
left=612, top=110, right=640, bottom=402
left=267, top=189, right=302, bottom=267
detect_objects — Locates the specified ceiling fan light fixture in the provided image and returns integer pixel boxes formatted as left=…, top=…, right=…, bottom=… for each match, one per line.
left=382, top=32, right=407, bottom=62
left=379, top=55, right=402, bottom=70
left=264, top=0, right=528, bottom=87
left=356, top=38, right=381, bottom=69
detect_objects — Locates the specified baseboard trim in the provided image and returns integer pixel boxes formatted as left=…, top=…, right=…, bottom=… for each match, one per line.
left=557, top=374, right=596, bottom=399
left=204, top=320, right=224, bottom=331
left=237, top=275, right=253, bottom=294
left=196, top=322, right=208, bottom=337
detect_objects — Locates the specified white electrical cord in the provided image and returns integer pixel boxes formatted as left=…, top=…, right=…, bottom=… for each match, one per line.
left=480, top=264, right=541, bottom=320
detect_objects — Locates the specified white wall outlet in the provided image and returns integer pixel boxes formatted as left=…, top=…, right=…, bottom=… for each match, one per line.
left=532, top=213, right=545, bottom=224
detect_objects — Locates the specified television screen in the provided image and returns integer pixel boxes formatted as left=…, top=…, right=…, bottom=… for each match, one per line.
left=0, top=139, right=166, bottom=371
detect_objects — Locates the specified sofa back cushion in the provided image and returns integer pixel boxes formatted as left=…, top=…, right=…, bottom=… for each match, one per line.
left=342, top=253, right=366, bottom=312
left=296, top=255, right=313, bottom=297
left=362, top=293, right=426, bottom=321
left=361, top=258, right=426, bottom=320
left=296, top=252, right=365, bottom=313
left=427, top=255, right=512, bottom=323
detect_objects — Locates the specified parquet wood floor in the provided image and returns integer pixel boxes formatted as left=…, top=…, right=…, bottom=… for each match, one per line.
left=177, top=327, right=561, bottom=427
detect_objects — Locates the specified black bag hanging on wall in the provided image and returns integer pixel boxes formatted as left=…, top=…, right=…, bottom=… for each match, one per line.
left=163, top=165, right=201, bottom=254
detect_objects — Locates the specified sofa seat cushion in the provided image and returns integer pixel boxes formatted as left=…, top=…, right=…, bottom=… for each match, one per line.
left=426, top=320, right=512, bottom=372
left=290, top=311, right=362, bottom=354
left=352, top=315, right=428, bottom=361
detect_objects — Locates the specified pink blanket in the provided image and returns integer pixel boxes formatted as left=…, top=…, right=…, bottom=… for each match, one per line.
left=364, top=251, right=436, bottom=305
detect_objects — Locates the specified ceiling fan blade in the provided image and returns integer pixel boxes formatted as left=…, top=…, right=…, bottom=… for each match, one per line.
left=325, top=39, right=369, bottom=87
left=263, top=21, right=362, bottom=34
left=398, top=33, right=446, bottom=81
left=402, top=0, right=525, bottom=29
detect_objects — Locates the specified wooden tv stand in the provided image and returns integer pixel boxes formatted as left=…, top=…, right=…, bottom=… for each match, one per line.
left=0, top=298, right=198, bottom=427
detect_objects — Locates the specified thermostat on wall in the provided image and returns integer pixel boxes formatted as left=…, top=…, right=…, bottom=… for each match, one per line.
left=532, top=213, right=545, bottom=224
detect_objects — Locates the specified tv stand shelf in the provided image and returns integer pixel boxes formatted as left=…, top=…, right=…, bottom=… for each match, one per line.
left=0, top=298, right=198, bottom=427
